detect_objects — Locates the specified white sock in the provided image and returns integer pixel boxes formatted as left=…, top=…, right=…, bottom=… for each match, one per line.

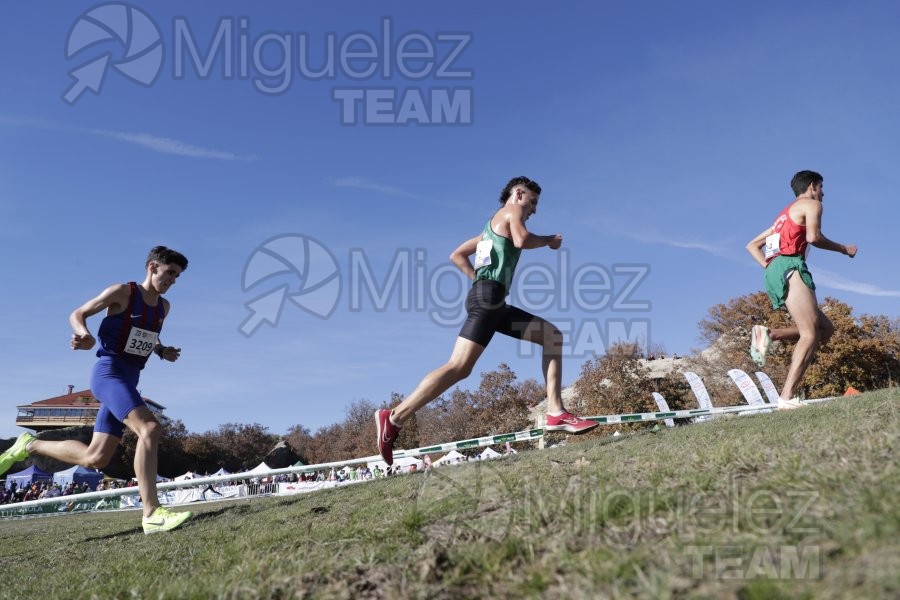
left=547, top=410, right=564, bottom=417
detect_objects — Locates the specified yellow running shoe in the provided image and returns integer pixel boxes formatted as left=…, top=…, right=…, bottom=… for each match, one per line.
left=142, top=506, right=193, bottom=534
left=0, top=432, right=36, bottom=476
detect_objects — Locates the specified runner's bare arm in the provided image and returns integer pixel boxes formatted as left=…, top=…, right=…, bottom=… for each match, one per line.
left=745, top=227, right=773, bottom=268
left=69, top=284, right=130, bottom=350
left=450, top=235, right=481, bottom=280
left=507, top=206, right=562, bottom=250
left=804, top=202, right=857, bottom=257
left=153, top=299, right=181, bottom=362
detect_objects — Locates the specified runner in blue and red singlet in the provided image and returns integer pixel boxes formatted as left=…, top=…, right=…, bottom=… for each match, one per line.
left=2, top=246, right=194, bottom=534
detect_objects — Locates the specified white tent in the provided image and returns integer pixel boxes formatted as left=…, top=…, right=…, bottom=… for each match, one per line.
left=247, top=462, right=271, bottom=475
left=479, top=447, right=502, bottom=460
left=212, top=467, right=231, bottom=477
left=174, top=471, right=196, bottom=481
left=436, top=450, right=465, bottom=466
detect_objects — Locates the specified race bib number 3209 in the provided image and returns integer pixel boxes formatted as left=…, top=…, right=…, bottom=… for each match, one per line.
left=124, top=327, right=158, bottom=357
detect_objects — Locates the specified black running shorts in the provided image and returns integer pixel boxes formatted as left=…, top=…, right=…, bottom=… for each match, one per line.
left=458, top=280, right=537, bottom=347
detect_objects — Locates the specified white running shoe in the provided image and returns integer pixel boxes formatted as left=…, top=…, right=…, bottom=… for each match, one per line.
left=776, top=397, right=804, bottom=410
left=750, top=325, right=772, bottom=367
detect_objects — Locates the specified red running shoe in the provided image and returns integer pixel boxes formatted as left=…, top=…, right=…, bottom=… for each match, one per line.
left=375, top=409, right=400, bottom=465
left=545, top=411, right=599, bottom=434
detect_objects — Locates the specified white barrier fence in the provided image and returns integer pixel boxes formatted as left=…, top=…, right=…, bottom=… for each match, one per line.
left=1, top=394, right=834, bottom=519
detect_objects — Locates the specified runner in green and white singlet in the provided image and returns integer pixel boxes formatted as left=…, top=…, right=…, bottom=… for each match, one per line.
left=473, top=214, right=521, bottom=293
left=375, top=176, right=598, bottom=466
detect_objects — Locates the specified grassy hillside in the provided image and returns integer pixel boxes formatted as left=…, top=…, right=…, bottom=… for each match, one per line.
left=1, top=389, right=897, bottom=599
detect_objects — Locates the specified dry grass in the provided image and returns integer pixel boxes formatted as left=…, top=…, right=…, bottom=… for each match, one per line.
left=0, top=388, right=896, bottom=599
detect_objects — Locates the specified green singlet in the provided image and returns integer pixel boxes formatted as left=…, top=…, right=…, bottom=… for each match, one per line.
left=473, top=215, right=522, bottom=293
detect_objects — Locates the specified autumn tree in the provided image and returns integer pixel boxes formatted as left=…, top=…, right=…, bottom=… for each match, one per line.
left=199, top=423, right=279, bottom=471
left=320, top=399, right=378, bottom=462
left=694, top=292, right=898, bottom=401
left=303, top=423, right=344, bottom=465
left=803, top=302, right=900, bottom=397
left=574, top=341, right=656, bottom=433
left=417, top=388, right=479, bottom=447
left=519, top=377, right=548, bottom=413
left=414, top=365, right=545, bottom=447
left=284, top=424, right=313, bottom=464
left=181, top=430, right=221, bottom=473
left=470, top=363, right=534, bottom=435
left=653, top=370, right=695, bottom=413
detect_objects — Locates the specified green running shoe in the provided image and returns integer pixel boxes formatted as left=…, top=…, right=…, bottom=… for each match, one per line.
left=0, top=432, right=35, bottom=476
left=142, top=506, right=193, bottom=534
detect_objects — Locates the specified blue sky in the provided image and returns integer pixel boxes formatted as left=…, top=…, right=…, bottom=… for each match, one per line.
left=1, top=1, right=898, bottom=440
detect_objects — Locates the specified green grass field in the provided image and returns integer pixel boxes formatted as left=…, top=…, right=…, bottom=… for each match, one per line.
left=1, top=389, right=897, bottom=599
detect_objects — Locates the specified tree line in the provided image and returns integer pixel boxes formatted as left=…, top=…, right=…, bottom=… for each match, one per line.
left=139, top=293, right=897, bottom=472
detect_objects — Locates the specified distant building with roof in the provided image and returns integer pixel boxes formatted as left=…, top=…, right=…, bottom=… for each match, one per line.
left=15, top=385, right=167, bottom=432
